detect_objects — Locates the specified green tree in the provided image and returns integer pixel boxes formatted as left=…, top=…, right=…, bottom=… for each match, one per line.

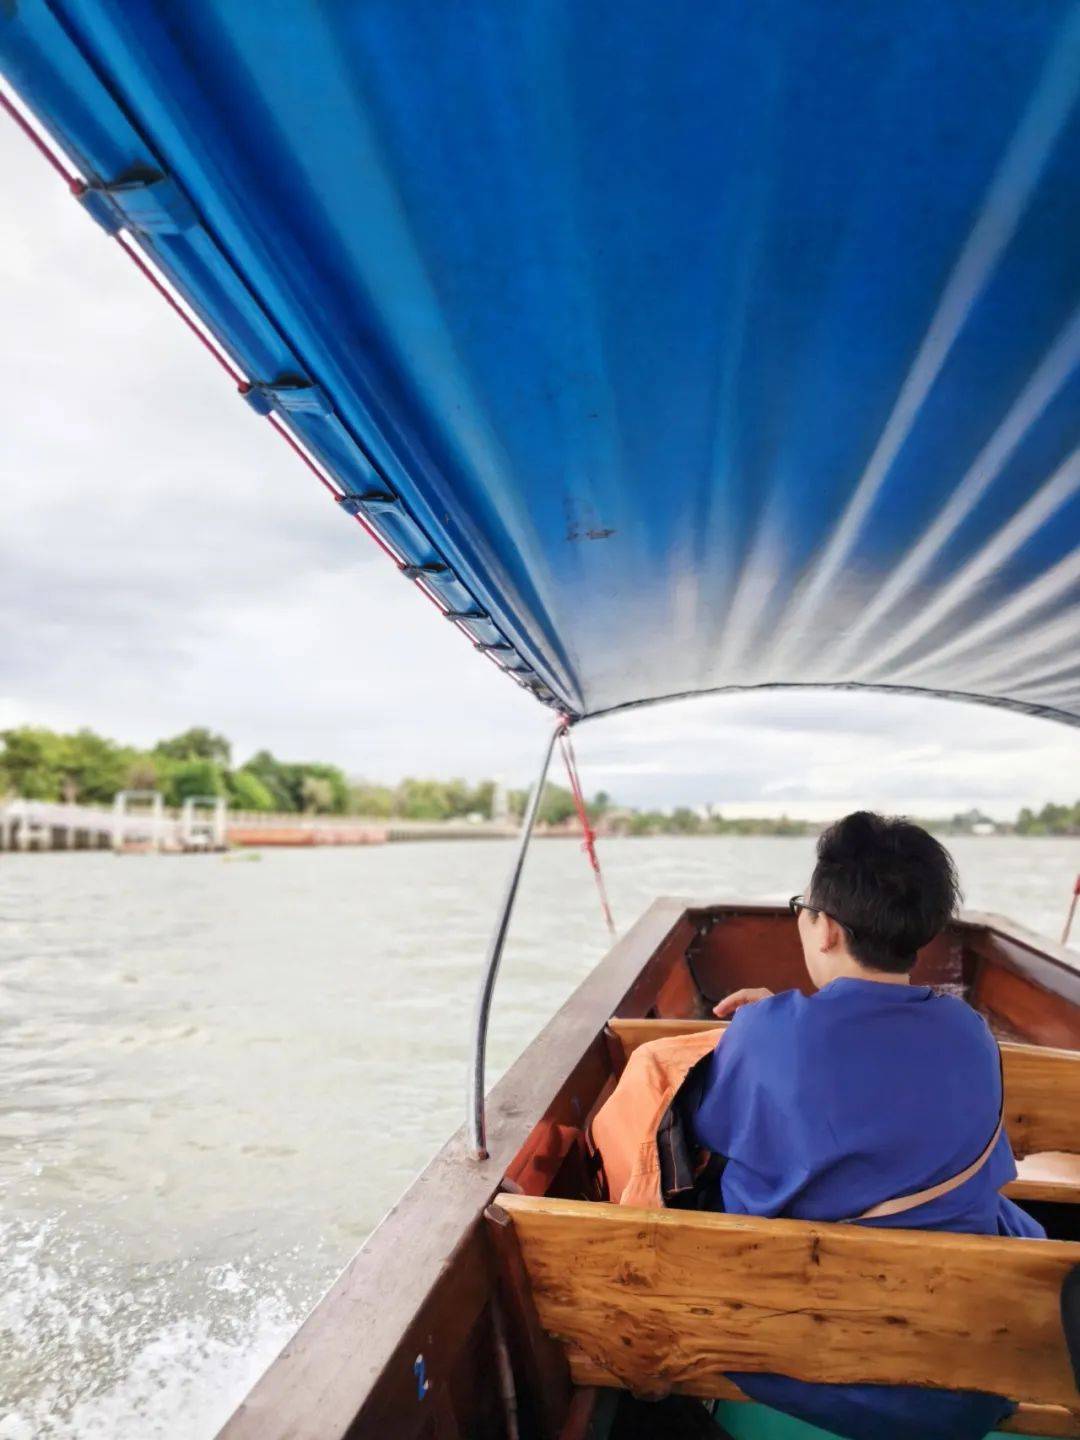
left=161, top=758, right=226, bottom=807
left=0, top=726, right=145, bottom=804
left=348, top=782, right=396, bottom=818
left=1015, top=800, right=1080, bottom=836
left=628, top=809, right=664, bottom=836
left=301, top=775, right=336, bottom=813
left=0, top=727, right=66, bottom=799
left=467, top=780, right=495, bottom=819
left=299, top=763, right=348, bottom=814
left=64, top=729, right=133, bottom=803
left=396, top=778, right=452, bottom=820
left=537, top=783, right=577, bottom=825
left=154, top=727, right=232, bottom=766
left=125, top=755, right=161, bottom=793
left=226, top=768, right=276, bottom=812
left=244, top=750, right=301, bottom=811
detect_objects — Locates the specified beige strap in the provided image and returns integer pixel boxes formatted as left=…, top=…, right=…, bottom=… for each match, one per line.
left=853, top=1052, right=1005, bottom=1222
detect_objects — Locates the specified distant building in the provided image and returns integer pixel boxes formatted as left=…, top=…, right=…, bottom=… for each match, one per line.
left=951, top=808, right=999, bottom=836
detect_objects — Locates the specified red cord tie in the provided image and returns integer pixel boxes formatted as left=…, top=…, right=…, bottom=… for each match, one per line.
left=1064, top=875, right=1080, bottom=946
left=559, top=726, right=616, bottom=938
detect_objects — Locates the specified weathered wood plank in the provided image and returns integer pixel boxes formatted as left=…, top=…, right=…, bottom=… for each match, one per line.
left=1008, top=1153, right=1080, bottom=1205
left=498, top=1196, right=1080, bottom=1408
left=1005, top=1044, right=1080, bottom=1157
left=485, top=1203, right=572, bottom=1440
left=607, top=1020, right=1080, bottom=1159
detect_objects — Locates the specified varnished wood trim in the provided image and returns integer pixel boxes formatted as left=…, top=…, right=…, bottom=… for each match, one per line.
left=973, top=964, right=1080, bottom=1050
left=485, top=1204, right=570, bottom=1439
left=1008, top=1154, right=1080, bottom=1205
left=960, top=913, right=1080, bottom=1010
left=500, top=1195, right=1080, bottom=1408
left=1005, top=1045, right=1080, bottom=1155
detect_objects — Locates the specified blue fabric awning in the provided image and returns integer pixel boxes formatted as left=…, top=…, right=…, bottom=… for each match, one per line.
left=3, top=2, right=1078, bottom=725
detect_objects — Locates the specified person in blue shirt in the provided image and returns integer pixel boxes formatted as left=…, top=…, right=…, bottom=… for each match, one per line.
left=688, top=810, right=1045, bottom=1440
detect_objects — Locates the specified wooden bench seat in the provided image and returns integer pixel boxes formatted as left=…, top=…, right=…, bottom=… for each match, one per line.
left=1013, top=1153, right=1080, bottom=1206
left=496, top=1194, right=1080, bottom=1435
left=607, top=1018, right=1080, bottom=1203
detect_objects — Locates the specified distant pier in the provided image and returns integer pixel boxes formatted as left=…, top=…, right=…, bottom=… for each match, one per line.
left=0, top=800, right=522, bottom=852
left=0, top=795, right=227, bottom=853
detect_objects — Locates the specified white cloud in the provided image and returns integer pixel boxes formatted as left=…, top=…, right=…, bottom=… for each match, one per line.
left=571, top=691, right=1079, bottom=818
left=1, top=123, right=1076, bottom=817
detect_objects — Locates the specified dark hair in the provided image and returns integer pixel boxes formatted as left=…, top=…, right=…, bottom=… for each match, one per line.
left=808, top=811, right=961, bottom=973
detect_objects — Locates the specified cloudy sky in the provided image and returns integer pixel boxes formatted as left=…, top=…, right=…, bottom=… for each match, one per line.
left=1, top=119, right=1076, bottom=820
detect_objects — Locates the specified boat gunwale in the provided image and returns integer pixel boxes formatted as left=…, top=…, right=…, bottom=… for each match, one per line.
left=216, top=901, right=1079, bottom=1440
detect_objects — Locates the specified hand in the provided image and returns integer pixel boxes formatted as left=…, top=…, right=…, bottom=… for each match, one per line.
left=712, top=987, right=774, bottom=1019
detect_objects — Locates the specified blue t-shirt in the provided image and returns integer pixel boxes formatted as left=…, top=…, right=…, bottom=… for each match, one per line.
left=689, top=978, right=1045, bottom=1440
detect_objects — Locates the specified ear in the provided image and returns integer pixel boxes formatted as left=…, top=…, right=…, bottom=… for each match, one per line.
left=820, top=913, right=845, bottom=953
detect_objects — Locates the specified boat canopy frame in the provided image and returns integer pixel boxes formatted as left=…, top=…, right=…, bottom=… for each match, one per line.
left=1, top=2, right=1078, bottom=728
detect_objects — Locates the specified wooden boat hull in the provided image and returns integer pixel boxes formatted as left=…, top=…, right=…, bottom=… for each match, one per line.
left=217, top=901, right=1080, bottom=1440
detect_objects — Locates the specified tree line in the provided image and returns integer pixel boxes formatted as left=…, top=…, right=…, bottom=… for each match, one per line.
left=1014, top=801, right=1080, bottom=836
left=0, top=724, right=572, bottom=821
left=1, top=725, right=1077, bottom=833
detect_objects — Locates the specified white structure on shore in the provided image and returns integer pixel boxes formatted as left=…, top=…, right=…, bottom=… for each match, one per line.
left=0, top=794, right=227, bottom=852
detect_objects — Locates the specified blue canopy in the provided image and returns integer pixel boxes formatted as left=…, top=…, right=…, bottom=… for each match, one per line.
left=3, top=2, right=1078, bottom=725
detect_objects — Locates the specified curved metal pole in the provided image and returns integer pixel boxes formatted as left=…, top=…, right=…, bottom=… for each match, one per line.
left=468, top=717, right=564, bottom=1159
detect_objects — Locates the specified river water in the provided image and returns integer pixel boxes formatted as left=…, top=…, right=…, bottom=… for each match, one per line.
left=1, top=836, right=1077, bottom=1438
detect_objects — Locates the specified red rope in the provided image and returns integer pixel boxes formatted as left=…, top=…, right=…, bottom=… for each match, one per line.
left=559, top=726, right=616, bottom=937
left=1, top=85, right=534, bottom=689
left=0, top=88, right=82, bottom=189
left=115, top=237, right=421, bottom=580
left=116, top=234, right=247, bottom=384
left=1063, top=874, right=1080, bottom=947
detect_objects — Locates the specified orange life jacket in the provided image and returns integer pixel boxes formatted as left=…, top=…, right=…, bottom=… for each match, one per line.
left=589, top=1027, right=724, bottom=1208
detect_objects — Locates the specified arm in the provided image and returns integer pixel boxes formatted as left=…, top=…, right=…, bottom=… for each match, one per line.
left=713, top=986, right=774, bottom=1019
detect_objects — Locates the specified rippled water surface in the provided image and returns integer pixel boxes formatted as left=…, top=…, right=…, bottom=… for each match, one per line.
left=2, top=836, right=1077, bottom=1438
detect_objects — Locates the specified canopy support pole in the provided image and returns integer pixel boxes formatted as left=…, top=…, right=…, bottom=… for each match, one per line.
left=468, top=717, right=564, bottom=1159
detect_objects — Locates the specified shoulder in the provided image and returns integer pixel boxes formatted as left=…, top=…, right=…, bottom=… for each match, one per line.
left=924, top=990, right=1000, bottom=1054
left=727, top=988, right=809, bottom=1039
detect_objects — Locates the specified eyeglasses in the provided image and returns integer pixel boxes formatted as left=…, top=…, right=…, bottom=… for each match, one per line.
left=789, top=893, right=859, bottom=942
